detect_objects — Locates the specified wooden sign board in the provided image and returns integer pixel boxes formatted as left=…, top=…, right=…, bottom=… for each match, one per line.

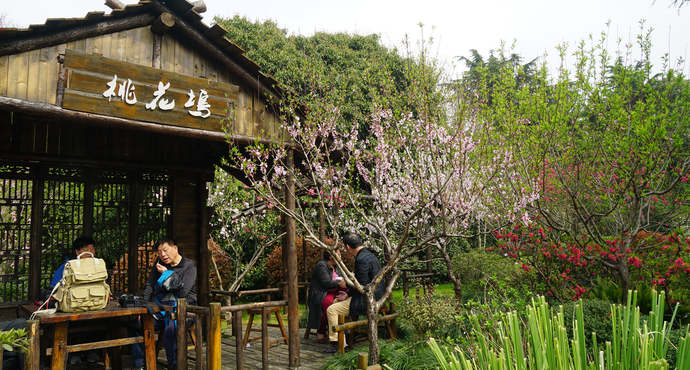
left=62, top=49, right=238, bottom=133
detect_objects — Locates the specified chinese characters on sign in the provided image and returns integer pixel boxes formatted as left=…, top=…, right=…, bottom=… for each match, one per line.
left=102, top=75, right=211, bottom=118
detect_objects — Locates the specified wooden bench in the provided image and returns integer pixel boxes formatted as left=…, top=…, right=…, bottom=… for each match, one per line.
left=333, top=302, right=399, bottom=354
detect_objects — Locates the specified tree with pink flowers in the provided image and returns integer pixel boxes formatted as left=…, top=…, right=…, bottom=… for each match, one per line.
left=228, top=36, right=536, bottom=363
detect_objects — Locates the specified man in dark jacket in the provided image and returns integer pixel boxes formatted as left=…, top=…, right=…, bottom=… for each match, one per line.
left=324, top=233, right=385, bottom=353
left=130, top=236, right=197, bottom=370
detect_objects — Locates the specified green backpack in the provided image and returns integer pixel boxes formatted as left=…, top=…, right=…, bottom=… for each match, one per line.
left=53, top=252, right=111, bottom=312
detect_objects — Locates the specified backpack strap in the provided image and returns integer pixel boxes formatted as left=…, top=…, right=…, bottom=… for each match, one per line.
left=141, top=301, right=168, bottom=321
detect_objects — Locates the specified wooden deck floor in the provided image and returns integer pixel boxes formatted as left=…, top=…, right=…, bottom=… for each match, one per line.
left=214, top=325, right=335, bottom=370
left=63, top=326, right=335, bottom=370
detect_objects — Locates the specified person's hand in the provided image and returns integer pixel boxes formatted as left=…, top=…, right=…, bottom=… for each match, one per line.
left=156, top=262, right=168, bottom=273
left=337, top=279, right=347, bottom=289
left=336, top=291, right=348, bottom=301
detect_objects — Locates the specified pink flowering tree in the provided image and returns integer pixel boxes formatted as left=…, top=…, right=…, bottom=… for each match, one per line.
left=474, top=24, right=690, bottom=302
left=228, top=36, right=535, bottom=363
left=206, top=168, right=283, bottom=299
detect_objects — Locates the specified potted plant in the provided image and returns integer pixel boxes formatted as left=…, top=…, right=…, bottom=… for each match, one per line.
left=0, top=328, right=29, bottom=370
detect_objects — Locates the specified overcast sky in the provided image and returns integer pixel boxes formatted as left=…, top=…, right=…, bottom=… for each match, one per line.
left=3, top=0, right=689, bottom=77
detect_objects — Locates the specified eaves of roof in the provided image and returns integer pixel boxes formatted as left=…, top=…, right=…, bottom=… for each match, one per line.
left=0, top=0, right=282, bottom=97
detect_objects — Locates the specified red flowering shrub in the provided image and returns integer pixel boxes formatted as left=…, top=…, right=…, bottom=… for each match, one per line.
left=494, top=223, right=690, bottom=304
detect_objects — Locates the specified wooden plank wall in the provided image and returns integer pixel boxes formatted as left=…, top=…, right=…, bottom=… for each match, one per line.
left=0, top=26, right=281, bottom=139
left=174, top=171, right=199, bottom=262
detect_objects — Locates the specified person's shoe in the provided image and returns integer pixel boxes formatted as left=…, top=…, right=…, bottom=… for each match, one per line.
left=68, top=353, right=82, bottom=365
left=85, top=350, right=99, bottom=363
left=322, top=344, right=338, bottom=354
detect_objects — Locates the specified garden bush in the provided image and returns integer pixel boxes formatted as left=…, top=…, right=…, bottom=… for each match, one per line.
left=560, top=299, right=613, bottom=349
left=397, top=290, right=460, bottom=336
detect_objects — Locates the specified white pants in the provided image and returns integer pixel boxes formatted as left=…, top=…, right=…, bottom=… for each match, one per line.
left=326, top=297, right=351, bottom=342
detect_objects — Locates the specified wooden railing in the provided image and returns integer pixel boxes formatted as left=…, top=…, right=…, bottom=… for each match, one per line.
left=209, top=288, right=289, bottom=370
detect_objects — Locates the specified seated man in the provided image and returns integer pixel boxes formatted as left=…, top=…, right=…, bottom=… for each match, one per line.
left=49, top=235, right=102, bottom=364
left=323, top=232, right=386, bottom=353
left=130, top=236, right=197, bottom=370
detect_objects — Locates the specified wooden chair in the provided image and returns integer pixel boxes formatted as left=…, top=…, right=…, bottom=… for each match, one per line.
left=242, top=306, right=288, bottom=348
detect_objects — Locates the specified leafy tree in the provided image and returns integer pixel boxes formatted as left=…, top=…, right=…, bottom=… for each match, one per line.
left=473, top=24, right=690, bottom=302
left=214, top=15, right=410, bottom=128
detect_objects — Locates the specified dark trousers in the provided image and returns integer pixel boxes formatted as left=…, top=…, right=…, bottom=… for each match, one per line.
left=131, top=317, right=176, bottom=368
left=130, top=317, right=195, bottom=368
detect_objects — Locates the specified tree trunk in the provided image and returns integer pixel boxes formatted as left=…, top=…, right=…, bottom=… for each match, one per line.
left=617, top=258, right=631, bottom=303
left=366, top=292, right=381, bottom=365
left=436, top=242, right=462, bottom=302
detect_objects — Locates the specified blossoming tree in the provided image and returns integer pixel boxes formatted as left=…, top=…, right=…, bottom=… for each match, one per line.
left=228, top=37, right=536, bottom=363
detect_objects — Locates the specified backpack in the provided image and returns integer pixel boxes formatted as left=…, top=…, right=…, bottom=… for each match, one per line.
left=52, top=252, right=110, bottom=312
left=148, top=270, right=184, bottom=324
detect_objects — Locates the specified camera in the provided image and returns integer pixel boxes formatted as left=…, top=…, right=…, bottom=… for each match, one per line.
left=118, top=294, right=144, bottom=308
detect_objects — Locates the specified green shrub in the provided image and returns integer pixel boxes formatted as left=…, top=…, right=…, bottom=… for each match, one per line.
left=561, top=299, right=613, bottom=349
left=397, top=290, right=460, bottom=336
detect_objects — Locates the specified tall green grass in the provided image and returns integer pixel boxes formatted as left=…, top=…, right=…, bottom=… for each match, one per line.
left=430, top=290, right=690, bottom=370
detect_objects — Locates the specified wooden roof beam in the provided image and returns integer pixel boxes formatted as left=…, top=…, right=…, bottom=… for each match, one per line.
left=0, top=13, right=156, bottom=56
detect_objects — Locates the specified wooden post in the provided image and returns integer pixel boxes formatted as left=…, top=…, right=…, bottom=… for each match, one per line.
left=230, top=294, right=237, bottom=337
left=128, top=179, right=139, bottom=293
left=152, top=34, right=162, bottom=69
left=209, top=302, right=221, bottom=370
left=283, top=148, right=300, bottom=367
left=337, top=315, right=346, bottom=355
left=55, top=54, right=67, bottom=107
left=177, top=298, right=188, bottom=370
left=28, top=165, right=44, bottom=301
left=357, top=353, right=368, bottom=370
left=51, top=322, right=68, bottom=370
left=25, top=320, right=40, bottom=370
left=233, top=306, right=243, bottom=370
left=194, top=315, right=203, bottom=370
left=261, top=307, right=268, bottom=370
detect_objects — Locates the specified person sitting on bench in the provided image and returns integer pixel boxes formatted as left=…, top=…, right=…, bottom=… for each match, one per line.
left=323, top=232, right=385, bottom=354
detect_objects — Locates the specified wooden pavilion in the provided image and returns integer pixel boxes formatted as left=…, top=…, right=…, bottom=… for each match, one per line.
left=0, top=0, right=301, bottom=366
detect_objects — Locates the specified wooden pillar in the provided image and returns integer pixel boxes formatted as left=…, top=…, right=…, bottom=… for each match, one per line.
left=177, top=298, right=188, bottom=370
left=261, top=307, right=268, bottom=370
left=28, top=165, right=44, bottom=300
left=197, top=172, right=211, bottom=309
left=25, top=320, right=40, bottom=370
left=128, top=178, right=139, bottom=293
left=282, top=148, right=300, bottom=367
left=83, top=169, right=94, bottom=236
left=209, top=302, right=221, bottom=370
left=233, top=306, right=243, bottom=370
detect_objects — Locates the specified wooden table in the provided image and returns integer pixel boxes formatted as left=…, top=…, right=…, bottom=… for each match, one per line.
left=23, top=301, right=171, bottom=370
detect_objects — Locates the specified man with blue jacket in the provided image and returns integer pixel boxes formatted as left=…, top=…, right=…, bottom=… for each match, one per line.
left=130, top=236, right=197, bottom=370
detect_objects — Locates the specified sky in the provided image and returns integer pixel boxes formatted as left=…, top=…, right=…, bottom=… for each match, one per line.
left=3, top=0, right=689, bottom=77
